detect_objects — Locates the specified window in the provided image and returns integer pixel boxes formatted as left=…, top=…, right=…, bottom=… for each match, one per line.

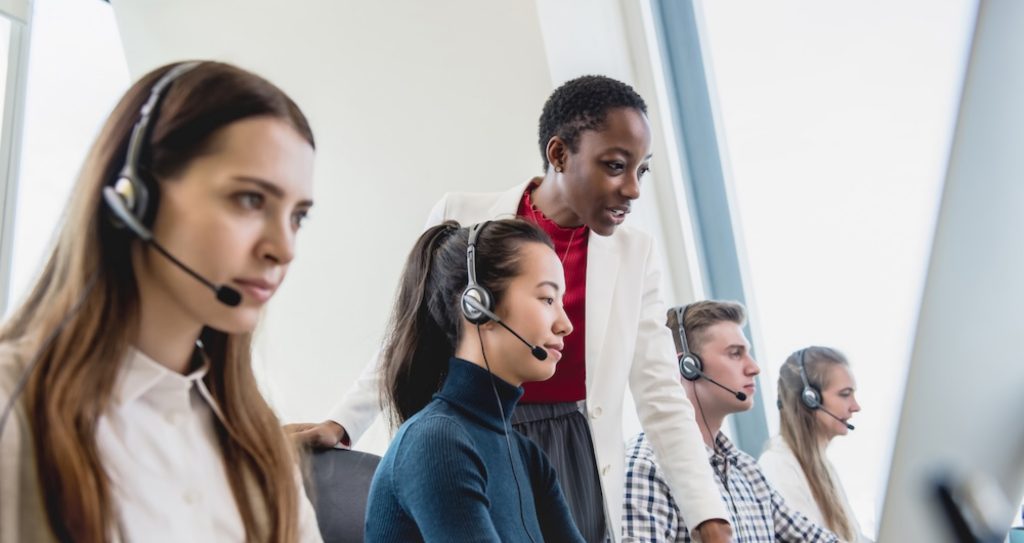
left=690, top=0, right=976, bottom=535
left=4, top=0, right=128, bottom=312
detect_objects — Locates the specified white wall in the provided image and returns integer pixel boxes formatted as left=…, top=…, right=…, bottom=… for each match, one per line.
left=111, top=0, right=552, bottom=423
left=110, top=0, right=700, bottom=451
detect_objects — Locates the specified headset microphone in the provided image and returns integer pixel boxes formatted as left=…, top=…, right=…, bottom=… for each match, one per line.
left=462, top=295, right=547, bottom=361
left=820, top=408, right=855, bottom=431
left=103, top=187, right=242, bottom=307
left=680, top=358, right=747, bottom=401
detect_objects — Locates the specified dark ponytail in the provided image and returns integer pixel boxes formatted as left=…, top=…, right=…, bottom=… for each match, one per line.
left=380, top=219, right=553, bottom=427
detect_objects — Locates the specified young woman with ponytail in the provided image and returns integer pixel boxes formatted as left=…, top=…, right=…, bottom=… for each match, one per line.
left=364, top=219, right=584, bottom=543
left=760, top=346, right=871, bottom=542
left=0, top=61, right=320, bottom=542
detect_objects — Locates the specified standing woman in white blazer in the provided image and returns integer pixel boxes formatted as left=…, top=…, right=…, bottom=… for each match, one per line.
left=288, top=75, right=732, bottom=542
left=759, top=346, right=872, bottom=542
left=0, top=61, right=321, bottom=542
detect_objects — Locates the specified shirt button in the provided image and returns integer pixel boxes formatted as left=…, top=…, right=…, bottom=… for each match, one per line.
left=184, top=489, right=202, bottom=505
left=601, top=464, right=610, bottom=476
left=590, top=406, right=603, bottom=419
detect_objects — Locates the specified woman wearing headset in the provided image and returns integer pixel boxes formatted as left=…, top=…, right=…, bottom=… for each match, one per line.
left=0, top=61, right=320, bottom=542
left=759, top=346, right=872, bottom=542
left=364, top=219, right=584, bottom=542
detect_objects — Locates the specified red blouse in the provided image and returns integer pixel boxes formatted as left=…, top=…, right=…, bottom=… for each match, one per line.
left=517, top=183, right=589, bottom=403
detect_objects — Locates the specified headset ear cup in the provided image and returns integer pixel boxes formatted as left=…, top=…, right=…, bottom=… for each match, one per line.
left=801, top=386, right=822, bottom=410
left=461, top=285, right=493, bottom=325
left=679, top=354, right=702, bottom=381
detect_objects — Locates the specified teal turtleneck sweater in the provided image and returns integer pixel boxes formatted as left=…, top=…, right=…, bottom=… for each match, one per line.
left=364, top=357, right=585, bottom=542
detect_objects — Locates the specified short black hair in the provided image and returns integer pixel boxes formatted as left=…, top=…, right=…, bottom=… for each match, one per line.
left=537, top=75, right=648, bottom=171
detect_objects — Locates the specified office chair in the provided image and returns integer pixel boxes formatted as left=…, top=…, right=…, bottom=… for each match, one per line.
left=306, top=448, right=382, bottom=543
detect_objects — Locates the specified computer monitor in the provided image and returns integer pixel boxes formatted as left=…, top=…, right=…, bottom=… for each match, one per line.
left=878, top=1, right=1024, bottom=541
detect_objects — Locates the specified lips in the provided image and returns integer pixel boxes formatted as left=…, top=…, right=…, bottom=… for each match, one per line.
left=233, top=277, right=279, bottom=303
left=544, top=343, right=564, bottom=362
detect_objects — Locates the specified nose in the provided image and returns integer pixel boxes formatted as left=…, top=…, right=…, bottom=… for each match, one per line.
left=620, top=171, right=641, bottom=200
left=259, top=215, right=296, bottom=265
left=745, top=355, right=761, bottom=377
left=554, top=303, right=573, bottom=337
left=850, top=396, right=862, bottom=413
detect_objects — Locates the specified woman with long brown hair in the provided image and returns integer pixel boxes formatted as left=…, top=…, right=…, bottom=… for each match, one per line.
left=760, top=346, right=871, bottom=542
left=0, top=61, right=320, bottom=542
left=365, top=219, right=583, bottom=542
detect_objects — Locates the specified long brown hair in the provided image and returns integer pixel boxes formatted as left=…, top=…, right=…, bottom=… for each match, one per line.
left=379, top=219, right=552, bottom=428
left=0, top=61, right=314, bottom=542
left=776, top=346, right=856, bottom=541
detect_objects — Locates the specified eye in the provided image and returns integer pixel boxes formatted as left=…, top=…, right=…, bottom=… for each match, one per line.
left=605, top=161, right=625, bottom=173
left=639, top=165, right=651, bottom=177
left=292, top=209, right=310, bottom=229
left=540, top=297, right=555, bottom=306
left=235, top=191, right=265, bottom=210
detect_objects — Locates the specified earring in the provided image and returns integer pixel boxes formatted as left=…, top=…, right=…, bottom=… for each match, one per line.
left=555, top=165, right=563, bottom=173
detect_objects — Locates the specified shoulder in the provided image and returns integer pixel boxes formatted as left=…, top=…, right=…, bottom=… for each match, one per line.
left=604, top=224, right=654, bottom=256
left=396, top=409, right=475, bottom=449
left=0, top=339, right=30, bottom=396
left=625, top=432, right=661, bottom=472
left=758, top=436, right=804, bottom=477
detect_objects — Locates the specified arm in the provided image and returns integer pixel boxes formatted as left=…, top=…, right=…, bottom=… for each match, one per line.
left=622, top=436, right=681, bottom=543
left=520, top=437, right=585, bottom=543
left=393, top=417, right=502, bottom=543
left=627, top=241, right=731, bottom=533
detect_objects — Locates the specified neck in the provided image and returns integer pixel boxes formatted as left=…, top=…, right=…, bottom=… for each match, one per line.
left=530, top=175, right=584, bottom=228
left=686, top=382, right=725, bottom=448
left=134, top=249, right=204, bottom=374
left=817, top=432, right=833, bottom=451
left=454, top=329, right=523, bottom=387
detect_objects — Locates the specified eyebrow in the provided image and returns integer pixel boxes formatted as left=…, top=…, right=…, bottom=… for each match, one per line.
left=233, top=176, right=314, bottom=207
left=536, top=280, right=562, bottom=293
left=604, top=147, right=654, bottom=161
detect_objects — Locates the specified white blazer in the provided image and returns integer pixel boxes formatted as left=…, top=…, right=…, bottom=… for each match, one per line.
left=329, top=181, right=728, bottom=540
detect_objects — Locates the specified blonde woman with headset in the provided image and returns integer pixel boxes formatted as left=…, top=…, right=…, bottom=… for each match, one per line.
left=760, top=346, right=872, bottom=542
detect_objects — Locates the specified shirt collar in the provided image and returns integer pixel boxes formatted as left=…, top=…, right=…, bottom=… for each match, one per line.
left=114, top=345, right=211, bottom=407
left=435, top=357, right=524, bottom=432
left=706, top=431, right=742, bottom=463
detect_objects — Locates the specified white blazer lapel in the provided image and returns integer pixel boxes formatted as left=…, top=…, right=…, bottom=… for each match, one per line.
left=486, top=181, right=532, bottom=219
left=584, top=231, right=620, bottom=388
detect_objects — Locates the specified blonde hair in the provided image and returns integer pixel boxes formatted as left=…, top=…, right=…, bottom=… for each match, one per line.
left=1, top=61, right=313, bottom=542
left=776, top=346, right=856, bottom=541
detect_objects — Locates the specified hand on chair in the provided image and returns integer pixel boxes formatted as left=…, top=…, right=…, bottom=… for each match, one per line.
left=284, top=420, right=348, bottom=449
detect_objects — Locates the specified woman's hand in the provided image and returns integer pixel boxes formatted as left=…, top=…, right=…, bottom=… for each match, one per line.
left=284, top=420, right=348, bottom=449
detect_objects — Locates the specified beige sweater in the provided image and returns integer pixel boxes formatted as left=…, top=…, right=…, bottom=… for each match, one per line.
left=0, top=342, right=59, bottom=543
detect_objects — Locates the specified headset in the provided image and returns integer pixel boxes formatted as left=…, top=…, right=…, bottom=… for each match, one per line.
left=101, top=61, right=241, bottom=307
left=463, top=220, right=538, bottom=543
left=674, top=304, right=747, bottom=401
left=461, top=221, right=547, bottom=360
left=793, top=348, right=855, bottom=431
left=2, top=62, right=238, bottom=437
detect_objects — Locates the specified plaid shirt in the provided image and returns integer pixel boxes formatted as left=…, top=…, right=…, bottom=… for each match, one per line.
left=623, top=432, right=840, bottom=543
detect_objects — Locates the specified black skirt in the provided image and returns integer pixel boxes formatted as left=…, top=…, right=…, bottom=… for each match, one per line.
left=512, top=402, right=608, bottom=543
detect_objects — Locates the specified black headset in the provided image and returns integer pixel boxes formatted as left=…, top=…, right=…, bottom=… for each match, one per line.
left=100, top=61, right=241, bottom=307
left=461, top=221, right=495, bottom=324
left=675, top=305, right=703, bottom=381
left=461, top=220, right=538, bottom=543
left=103, top=61, right=199, bottom=238
left=797, top=348, right=823, bottom=409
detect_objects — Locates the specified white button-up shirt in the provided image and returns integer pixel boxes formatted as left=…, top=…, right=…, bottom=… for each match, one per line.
left=96, top=348, right=321, bottom=542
